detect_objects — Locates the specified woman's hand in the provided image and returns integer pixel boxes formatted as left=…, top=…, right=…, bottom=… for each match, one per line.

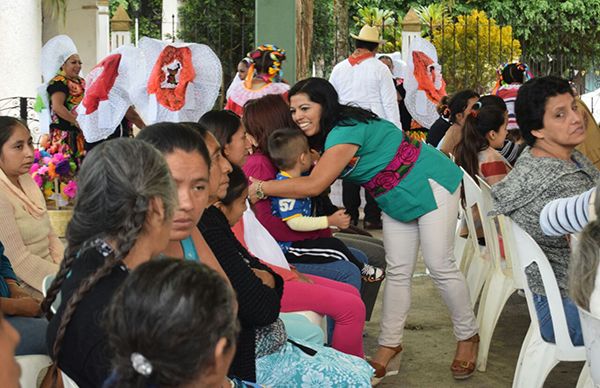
left=251, top=268, right=275, bottom=288
left=291, top=268, right=314, bottom=284
left=0, top=297, right=42, bottom=317
left=7, top=282, right=30, bottom=299
left=248, top=177, right=262, bottom=204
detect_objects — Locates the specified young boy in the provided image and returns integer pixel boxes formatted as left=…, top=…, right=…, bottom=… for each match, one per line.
left=268, top=127, right=384, bottom=282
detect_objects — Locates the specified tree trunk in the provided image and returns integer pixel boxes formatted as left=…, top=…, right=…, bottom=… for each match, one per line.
left=333, top=0, right=349, bottom=64
left=296, top=0, right=314, bottom=80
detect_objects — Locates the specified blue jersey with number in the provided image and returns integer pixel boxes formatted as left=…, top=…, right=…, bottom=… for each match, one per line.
left=271, top=172, right=313, bottom=251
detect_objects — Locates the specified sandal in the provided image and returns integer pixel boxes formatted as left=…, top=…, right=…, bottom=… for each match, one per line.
left=361, top=264, right=385, bottom=282
left=451, top=334, right=479, bottom=380
left=368, top=344, right=403, bottom=386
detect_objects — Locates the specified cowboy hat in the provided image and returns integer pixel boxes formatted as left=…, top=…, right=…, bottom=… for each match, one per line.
left=351, top=25, right=385, bottom=44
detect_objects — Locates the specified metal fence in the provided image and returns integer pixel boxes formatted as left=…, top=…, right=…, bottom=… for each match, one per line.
left=0, top=97, right=41, bottom=144
left=378, top=16, right=600, bottom=96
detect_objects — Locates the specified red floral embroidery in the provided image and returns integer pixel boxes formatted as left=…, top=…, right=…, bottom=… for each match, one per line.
left=364, top=136, right=421, bottom=198
left=147, top=46, right=196, bottom=111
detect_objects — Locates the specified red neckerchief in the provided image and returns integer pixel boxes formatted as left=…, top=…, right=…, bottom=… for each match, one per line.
left=348, top=51, right=375, bottom=66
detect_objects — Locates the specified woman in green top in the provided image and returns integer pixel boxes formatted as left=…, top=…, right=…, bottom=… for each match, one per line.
left=249, top=78, right=479, bottom=383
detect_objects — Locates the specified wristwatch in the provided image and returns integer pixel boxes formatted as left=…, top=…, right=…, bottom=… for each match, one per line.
left=256, top=180, right=266, bottom=200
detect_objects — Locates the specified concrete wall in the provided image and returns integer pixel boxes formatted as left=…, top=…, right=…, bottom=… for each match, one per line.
left=0, top=1, right=42, bottom=99
left=255, top=0, right=296, bottom=84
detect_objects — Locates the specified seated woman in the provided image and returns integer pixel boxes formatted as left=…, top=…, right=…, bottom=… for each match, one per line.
left=218, top=165, right=367, bottom=357
left=43, top=139, right=176, bottom=387
left=438, top=89, right=480, bottom=156
left=0, top=310, right=21, bottom=388
left=0, top=241, right=47, bottom=355
left=455, top=98, right=511, bottom=185
left=195, top=124, right=373, bottom=386
left=0, top=116, right=63, bottom=296
left=103, top=258, right=246, bottom=388
left=492, top=76, right=600, bottom=346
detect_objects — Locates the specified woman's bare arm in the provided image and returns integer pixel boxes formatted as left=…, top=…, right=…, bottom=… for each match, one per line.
left=249, top=143, right=358, bottom=200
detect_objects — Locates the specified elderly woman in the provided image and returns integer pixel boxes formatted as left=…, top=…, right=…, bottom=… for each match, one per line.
left=43, top=139, right=177, bottom=386
left=492, top=76, right=600, bottom=346
left=0, top=117, right=63, bottom=295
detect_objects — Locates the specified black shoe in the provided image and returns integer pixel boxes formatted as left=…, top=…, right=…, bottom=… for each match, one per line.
left=364, top=220, right=383, bottom=230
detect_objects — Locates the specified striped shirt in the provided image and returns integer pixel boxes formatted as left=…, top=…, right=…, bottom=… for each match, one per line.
left=540, top=187, right=596, bottom=236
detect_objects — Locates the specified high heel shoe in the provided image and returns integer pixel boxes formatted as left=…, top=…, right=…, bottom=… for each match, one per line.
left=368, top=344, right=403, bottom=386
left=451, top=334, right=479, bottom=380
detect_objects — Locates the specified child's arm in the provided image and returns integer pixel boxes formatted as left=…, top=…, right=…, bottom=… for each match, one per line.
left=285, top=208, right=351, bottom=232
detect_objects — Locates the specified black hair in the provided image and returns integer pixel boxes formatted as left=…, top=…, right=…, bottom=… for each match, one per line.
left=455, top=105, right=506, bottom=180
left=0, top=116, right=28, bottom=157
left=355, top=39, right=379, bottom=52
left=267, top=127, right=309, bottom=171
left=288, top=77, right=378, bottom=151
left=220, top=165, right=248, bottom=207
left=199, top=110, right=242, bottom=149
left=502, top=63, right=526, bottom=84
left=104, top=258, right=239, bottom=387
left=41, top=139, right=177, bottom=386
left=515, top=76, right=574, bottom=146
left=478, top=95, right=507, bottom=112
left=137, top=122, right=211, bottom=169
left=445, top=90, right=480, bottom=123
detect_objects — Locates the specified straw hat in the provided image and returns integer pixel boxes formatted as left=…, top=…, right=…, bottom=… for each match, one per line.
left=351, top=25, right=385, bottom=44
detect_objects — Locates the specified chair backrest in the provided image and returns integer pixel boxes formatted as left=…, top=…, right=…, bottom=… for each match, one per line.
left=460, top=167, right=483, bottom=254
left=16, top=354, right=52, bottom=388
left=42, top=274, right=61, bottom=314
left=577, top=307, right=600, bottom=385
left=503, top=217, right=583, bottom=357
left=477, top=176, right=514, bottom=278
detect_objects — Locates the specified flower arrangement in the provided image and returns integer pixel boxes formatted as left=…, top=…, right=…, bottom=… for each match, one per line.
left=30, top=149, right=78, bottom=208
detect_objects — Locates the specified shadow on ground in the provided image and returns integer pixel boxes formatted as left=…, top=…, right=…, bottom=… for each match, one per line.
left=363, top=261, right=584, bottom=387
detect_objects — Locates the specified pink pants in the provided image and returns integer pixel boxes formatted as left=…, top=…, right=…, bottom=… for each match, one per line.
left=280, top=274, right=366, bottom=357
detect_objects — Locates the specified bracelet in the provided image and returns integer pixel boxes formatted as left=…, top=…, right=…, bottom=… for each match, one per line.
left=256, top=180, right=266, bottom=200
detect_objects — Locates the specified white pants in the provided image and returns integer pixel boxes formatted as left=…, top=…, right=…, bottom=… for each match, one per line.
left=378, top=180, right=478, bottom=346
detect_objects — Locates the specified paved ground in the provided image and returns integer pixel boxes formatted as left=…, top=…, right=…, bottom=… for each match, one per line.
left=362, top=256, right=584, bottom=387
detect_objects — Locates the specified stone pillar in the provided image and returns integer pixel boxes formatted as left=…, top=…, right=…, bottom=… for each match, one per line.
left=401, top=8, right=422, bottom=64
left=0, top=1, right=42, bottom=99
left=111, top=5, right=132, bottom=50
left=96, top=0, right=110, bottom=61
left=162, top=0, right=180, bottom=41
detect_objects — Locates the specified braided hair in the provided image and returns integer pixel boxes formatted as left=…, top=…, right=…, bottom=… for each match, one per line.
left=41, top=138, right=177, bottom=384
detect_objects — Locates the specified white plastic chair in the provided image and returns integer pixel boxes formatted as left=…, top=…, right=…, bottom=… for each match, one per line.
left=42, top=274, right=61, bottom=314
left=61, top=370, right=80, bottom=388
left=16, top=354, right=52, bottom=388
left=578, top=307, right=600, bottom=387
left=475, top=177, right=520, bottom=371
left=501, top=217, right=591, bottom=388
left=460, top=168, right=492, bottom=307
left=290, top=310, right=328, bottom=343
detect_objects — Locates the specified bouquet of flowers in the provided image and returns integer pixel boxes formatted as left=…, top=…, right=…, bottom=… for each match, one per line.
left=30, top=149, right=78, bottom=208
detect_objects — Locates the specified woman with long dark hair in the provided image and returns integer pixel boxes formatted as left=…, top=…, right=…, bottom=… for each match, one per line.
left=248, top=78, right=479, bottom=383
left=43, top=139, right=177, bottom=387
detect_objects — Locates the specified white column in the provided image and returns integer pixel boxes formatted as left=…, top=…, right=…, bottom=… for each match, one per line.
left=111, top=31, right=131, bottom=50
left=161, top=0, right=180, bottom=41
left=0, top=0, right=41, bottom=99
left=96, top=0, right=110, bottom=62
left=401, top=31, right=420, bottom=64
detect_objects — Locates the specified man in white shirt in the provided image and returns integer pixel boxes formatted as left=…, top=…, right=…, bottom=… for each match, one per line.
left=329, top=25, right=401, bottom=229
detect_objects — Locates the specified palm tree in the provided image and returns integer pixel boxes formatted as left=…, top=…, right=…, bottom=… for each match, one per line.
left=333, top=0, right=349, bottom=63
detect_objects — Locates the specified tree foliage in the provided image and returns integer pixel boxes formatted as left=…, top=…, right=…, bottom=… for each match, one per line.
left=108, top=0, right=162, bottom=40
left=432, top=10, right=520, bottom=93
